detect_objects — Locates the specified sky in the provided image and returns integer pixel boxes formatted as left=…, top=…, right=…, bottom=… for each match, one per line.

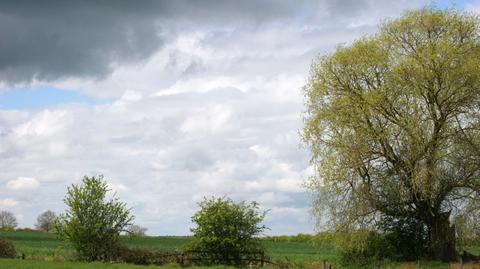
left=1, top=0, right=479, bottom=236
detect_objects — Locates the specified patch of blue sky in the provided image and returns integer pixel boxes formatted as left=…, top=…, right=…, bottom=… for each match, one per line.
left=0, top=86, right=111, bottom=110
left=435, top=0, right=472, bottom=9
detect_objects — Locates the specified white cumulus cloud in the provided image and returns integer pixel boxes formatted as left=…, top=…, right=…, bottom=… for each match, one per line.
left=7, top=177, right=40, bottom=191
left=0, top=198, right=19, bottom=207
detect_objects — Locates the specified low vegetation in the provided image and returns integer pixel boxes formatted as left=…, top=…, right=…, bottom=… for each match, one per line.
left=0, top=237, right=17, bottom=258
left=185, top=197, right=268, bottom=266
left=55, top=175, right=134, bottom=261
left=2, top=230, right=480, bottom=269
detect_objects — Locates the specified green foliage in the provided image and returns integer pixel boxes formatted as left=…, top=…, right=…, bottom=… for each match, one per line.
left=113, top=245, right=178, bottom=266
left=324, top=219, right=428, bottom=264
left=323, top=231, right=390, bottom=265
left=0, top=259, right=209, bottom=269
left=4, top=230, right=477, bottom=268
left=0, top=237, right=17, bottom=258
left=55, top=175, right=134, bottom=261
left=303, top=7, right=480, bottom=261
left=379, top=217, right=428, bottom=261
left=186, top=197, right=267, bottom=265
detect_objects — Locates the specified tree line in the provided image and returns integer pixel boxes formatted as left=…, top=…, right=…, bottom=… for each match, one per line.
left=0, top=209, right=147, bottom=237
left=0, top=210, right=56, bottom=232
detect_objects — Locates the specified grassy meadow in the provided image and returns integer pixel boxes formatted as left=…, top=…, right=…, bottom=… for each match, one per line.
left=0, top=230, right=479, bottom=269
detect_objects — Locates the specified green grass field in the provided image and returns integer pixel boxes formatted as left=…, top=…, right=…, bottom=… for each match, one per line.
left=0, top=230, right=338, bottom=268
left=0, top=259, right=238, bottom=269
left=0, top=230, right=476, bottom=269
left=0, top=230, right=335, bottom=262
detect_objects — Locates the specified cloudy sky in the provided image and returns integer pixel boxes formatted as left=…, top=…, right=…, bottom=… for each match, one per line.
left=0, top=0, right=478, bottom=235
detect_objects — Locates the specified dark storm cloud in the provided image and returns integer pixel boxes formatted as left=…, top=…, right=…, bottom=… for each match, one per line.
left=0, top=0, right=300, bottom=84
left=0, top=1, right=164, bottom=83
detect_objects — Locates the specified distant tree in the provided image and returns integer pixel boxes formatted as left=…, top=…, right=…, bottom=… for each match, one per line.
left=35, top=210, right=57, bottom=232
left=126, top=224, right=147, bottom=237
left=56, top=175, right=134, bottom=261
left=0, top=211, right=17, bottom=230
left=303, top=8, right=480, bottom=261
left=186, top=197, right=267, bottom=266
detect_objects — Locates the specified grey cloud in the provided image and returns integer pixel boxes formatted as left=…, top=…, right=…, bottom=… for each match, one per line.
left=0, top=0, right=299, bottom=84
left=0, top=1, right=163, bottom=83
left=0, top=0, right=429, bottom=85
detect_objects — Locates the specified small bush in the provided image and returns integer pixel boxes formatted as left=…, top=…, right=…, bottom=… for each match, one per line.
left=337, top=231, right=392, bottom=265
left=0, top=237, right=17, bottom=258
left=114, top=245, right=177, bottom=265
left=185, top=197, right=268, bottom=266
left=334, top=218, right=428, bottom=265
left=380, top=217, right=428, bottom=261
left=56, top=175, right=134, bottom=261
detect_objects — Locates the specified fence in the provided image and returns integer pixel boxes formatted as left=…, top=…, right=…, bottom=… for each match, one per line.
left=116, top=248, right=334, bottom=268
left=178, top=250, right=268, bottom=267
left=166, top=252, right=334, bottom=268
left=321, top=259, right=333, bottom=269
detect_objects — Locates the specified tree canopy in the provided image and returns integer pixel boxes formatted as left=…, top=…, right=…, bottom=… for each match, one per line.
left=56, top=175, right=133, bottom=261
left=303, top=8, right=480, bottom=261
left=186, top=197, right=267, bottom=266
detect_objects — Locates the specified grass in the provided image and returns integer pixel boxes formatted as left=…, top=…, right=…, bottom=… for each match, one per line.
left=0, top=230, right=335, bottom=263
left=1, top=230, right=480, bottom=269
left=0, top=259, right=236, bottom=269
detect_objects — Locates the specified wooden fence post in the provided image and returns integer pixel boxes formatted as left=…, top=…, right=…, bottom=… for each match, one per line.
left=179, top=253, right=185, bottom=267
left=322, top=259, right=327, bottom=269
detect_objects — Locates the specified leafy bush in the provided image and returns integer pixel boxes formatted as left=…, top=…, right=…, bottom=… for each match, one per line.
left=56, top=175, right=134, bottom=261
left=335, top=230, right=392, bottom=265
left=185, top=197, right=268, bottom=266
left=0, top=237, right=17, bottom=258
left=114, top=245, right=177, bottom=265
left=379, top=216, right=428, bottom=261
left=334, top=217, right=428, bottom=265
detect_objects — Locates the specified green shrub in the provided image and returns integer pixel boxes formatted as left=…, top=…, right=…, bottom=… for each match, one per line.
left=379, top=216, right=428, bottom=261
left=334, top=218, right=428, bottom=264
left=114, top=245, right=177, bottom=265
left=185, top=197, right=268, bottom=266
left=56, top=175, right=134, bottom=261
left=0, top=237, right=17, bottom=258
left=336, top=230, right=392, bottom=265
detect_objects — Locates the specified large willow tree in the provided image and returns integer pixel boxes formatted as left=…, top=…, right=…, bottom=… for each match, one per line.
left=303, top=9, right=480, bottom=261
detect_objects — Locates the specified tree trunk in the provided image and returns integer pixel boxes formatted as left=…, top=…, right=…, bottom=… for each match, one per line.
left=427, top=212, right=456, bottom=261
